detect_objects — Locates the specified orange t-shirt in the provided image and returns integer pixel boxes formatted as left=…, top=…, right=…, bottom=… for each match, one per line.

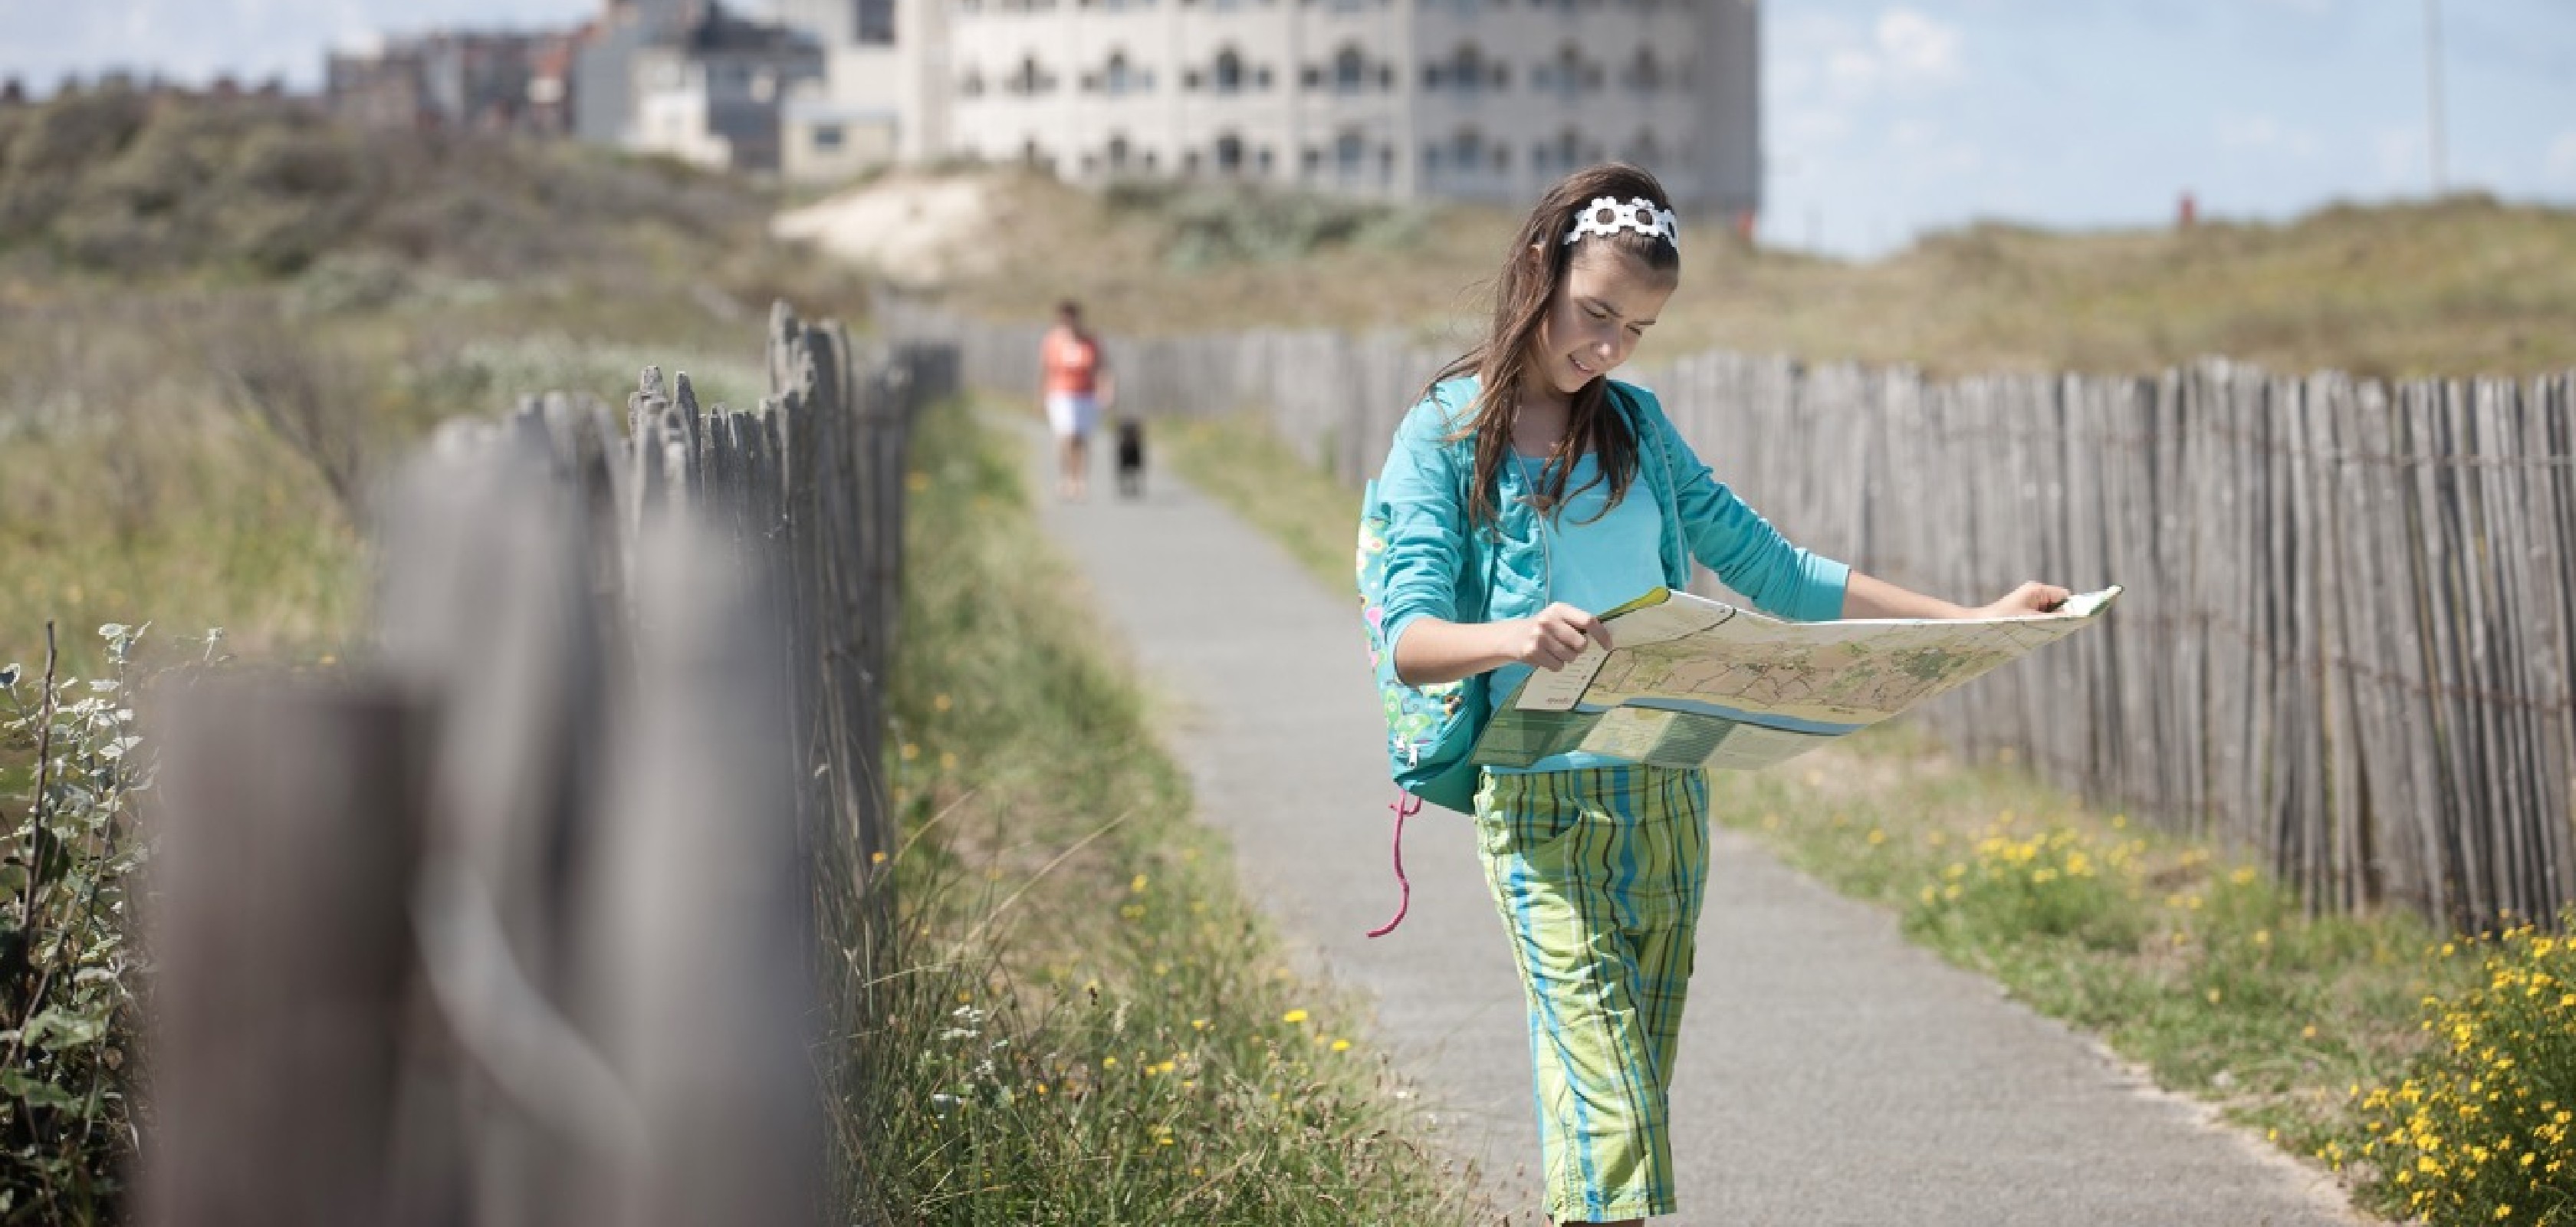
left=1041, top=329, right=1101, bottom=396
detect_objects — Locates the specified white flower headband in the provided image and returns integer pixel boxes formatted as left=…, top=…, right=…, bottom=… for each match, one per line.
left=1563, top=196, right=1681, bottom=252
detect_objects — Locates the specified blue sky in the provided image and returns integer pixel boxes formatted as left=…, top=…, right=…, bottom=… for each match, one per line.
left=4, top=1, right=2569, bottom=257
left=1767, top=1, right=2576, bottom=253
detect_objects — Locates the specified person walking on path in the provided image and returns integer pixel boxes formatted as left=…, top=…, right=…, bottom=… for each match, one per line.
left=1369, top=162, right=2072, bottom=1226
left=1040, top=299, right=1115, bottom=499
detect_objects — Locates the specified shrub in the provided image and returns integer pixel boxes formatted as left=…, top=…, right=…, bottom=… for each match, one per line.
left=1907, top=818, right=2150, bottom=952
left=2342, top=916, right=2576, bottom=1225
left=0, top=91, right=767, bottom=281
left=0, top=623, right=183, bottom=1220
left=0, top=89, right=149, bottom=244
left=1106, top=180, right=1419, bottom=268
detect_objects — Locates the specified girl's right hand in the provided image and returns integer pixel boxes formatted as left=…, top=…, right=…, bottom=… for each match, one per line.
left=1493, top=603, right=1612, bottom=670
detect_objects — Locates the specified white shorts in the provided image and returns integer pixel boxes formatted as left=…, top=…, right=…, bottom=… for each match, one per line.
left=1046, top=393, right=1100, bottom=440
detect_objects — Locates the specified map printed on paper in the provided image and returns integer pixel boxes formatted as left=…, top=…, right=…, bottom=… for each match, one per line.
left=1472, top=586, right=2121, bottom=772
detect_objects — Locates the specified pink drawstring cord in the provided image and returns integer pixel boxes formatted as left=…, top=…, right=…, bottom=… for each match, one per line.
left=1366, top=791, right=1424, bottom=938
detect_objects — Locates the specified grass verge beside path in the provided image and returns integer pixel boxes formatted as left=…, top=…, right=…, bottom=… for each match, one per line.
left=1168, top=410, right=2576, bottom=1225
left=846, top=398, right=1476, bottom=1224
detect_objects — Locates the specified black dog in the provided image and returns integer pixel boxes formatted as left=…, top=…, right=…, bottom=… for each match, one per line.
left=1115, top=417, right=1148, bottom=498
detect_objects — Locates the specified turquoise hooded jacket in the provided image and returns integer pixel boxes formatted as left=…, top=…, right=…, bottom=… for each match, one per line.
left=1378, top=375, right=1852, bottom=665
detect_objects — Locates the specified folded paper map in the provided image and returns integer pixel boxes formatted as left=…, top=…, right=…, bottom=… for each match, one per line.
left=1474, top=586, right=2121, bottom=772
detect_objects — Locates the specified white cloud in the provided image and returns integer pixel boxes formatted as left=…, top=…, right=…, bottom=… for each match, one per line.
left=1875, top=9, right=1963, bottom=84
left=2217, top=113, right=2318, bottom=158
left=2551, top=133, right=2576, bottom=183
left=1794, top=7, right=1963, bottom=99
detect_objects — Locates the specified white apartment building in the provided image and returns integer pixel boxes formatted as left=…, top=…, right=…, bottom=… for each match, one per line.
left=881, top=0, right=1759, bottom=214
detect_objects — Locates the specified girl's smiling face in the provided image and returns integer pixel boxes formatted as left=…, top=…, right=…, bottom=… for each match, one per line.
left=1528, top=247, right=1677, bottom=399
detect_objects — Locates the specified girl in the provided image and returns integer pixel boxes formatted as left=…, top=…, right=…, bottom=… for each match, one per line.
left=1372, top=163, right=2066, bottom=1225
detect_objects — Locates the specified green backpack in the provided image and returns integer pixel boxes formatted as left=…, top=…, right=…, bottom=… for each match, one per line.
left=1355, top=479, right=1486, bottom=815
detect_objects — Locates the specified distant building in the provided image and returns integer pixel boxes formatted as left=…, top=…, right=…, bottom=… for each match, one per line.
left=325, top=30, right=576, bottom=134
left=626, top=5, right=826, bottom=173
left=774, top=0, right=904, bottom=183
left=855, top=0, right=1761, bottom=215
left=573, top=0, right=689, bottom=146
left=324, top=41, right=429, bottom=129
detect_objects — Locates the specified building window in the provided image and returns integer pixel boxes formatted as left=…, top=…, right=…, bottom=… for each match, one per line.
left=813, top=123, right=845, bottom=150
left=1542, top=43, right=1589, bottom=97
left=1332, top=44, right=1368, bottom=92
left=1215, top=133, right=1245, bottom=173
left=1533, top=128, right=1579, bottom=174
left=1435, top=128, right=1486, bottom=179
left=1431, top=43, right=1501, bottom=94
left=1625, top=47, right=1663, bottom=92
left=855, top=0, right=895, bottom=44
left=1214, top=48, right=1246, bottom=93
left=1102, top=51, right=1142, bottom=94
left=1334, top=129, right=1368, bottom=177
left=1008, top=56, right=1053, bottom=95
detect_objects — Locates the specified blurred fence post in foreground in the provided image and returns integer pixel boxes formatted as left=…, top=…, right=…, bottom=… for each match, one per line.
left=144, top=303, right=957, bottom=1224
left=881, top=294, right=2574, bottom=932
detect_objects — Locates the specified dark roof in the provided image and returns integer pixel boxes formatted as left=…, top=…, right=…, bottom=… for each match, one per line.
left=659, top=2, right=820, bottom=55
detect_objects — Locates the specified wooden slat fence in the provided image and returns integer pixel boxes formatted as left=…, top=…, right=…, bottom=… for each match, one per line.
left=884, top=298, right=2574, bottom=929
left=145, top=303, right=956, bottom=1224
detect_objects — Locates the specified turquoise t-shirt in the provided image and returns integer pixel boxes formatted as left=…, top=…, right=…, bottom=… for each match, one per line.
left=1486, top=451, right=1664, bottom=775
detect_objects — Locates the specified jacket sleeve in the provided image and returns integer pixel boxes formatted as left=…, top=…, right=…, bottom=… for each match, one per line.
left=1647, top=391, right=1851, bottom=623
left=1378, top=396, right=1472, bottom=658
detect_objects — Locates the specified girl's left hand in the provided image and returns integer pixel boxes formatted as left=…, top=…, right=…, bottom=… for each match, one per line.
left=1973, top=581, right=2073, bottom=619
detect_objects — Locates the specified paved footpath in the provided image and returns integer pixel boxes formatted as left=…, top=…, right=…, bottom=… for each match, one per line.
left=1032, top=436, right=2359, bottom=1226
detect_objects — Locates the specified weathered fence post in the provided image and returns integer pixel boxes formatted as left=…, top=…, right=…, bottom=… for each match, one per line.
left=143, top=303, right=948, bottom=1221
left=145, top=679, right=424, bottom=1227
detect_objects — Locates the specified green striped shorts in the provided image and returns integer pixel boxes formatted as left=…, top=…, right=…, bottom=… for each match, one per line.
left=1475, top=765, right=1711, bottom=1223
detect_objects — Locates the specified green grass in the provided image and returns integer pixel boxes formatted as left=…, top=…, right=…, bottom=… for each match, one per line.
left=0, top=277, right=846, bottom=679
left=843, top=398, right=1477, bottom=1223
left=1710, top=726, right=2467, bottom=1169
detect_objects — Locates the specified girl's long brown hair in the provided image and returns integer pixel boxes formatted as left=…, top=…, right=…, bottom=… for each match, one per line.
left=1428, top=163, right=1681, bottom=529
